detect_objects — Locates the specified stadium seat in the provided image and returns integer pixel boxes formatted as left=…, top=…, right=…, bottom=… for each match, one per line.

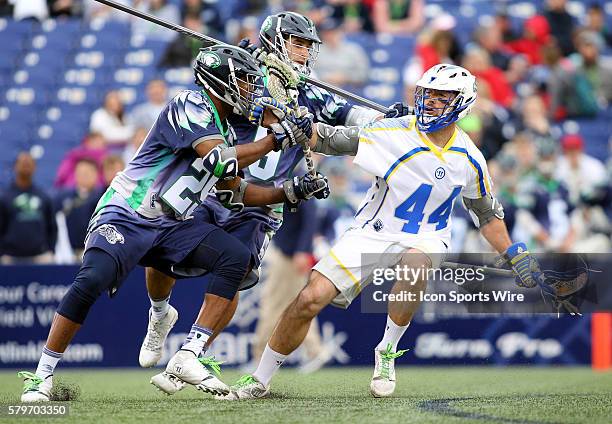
left=80, top=32, right=128, bottom=51
left=12, top=68, right=60, bottom=87
left=62, top=68, right=110, bottom=87
left=55, top=86, right=104, bottom=108
left=30, top=33, right=77, bottom=53
left=4, top=87, right=50, bottom=109
left=41, top=18, right=82, bottom=36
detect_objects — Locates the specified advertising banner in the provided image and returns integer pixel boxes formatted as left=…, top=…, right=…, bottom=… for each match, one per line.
left=0, top=265, right=592, bottom=369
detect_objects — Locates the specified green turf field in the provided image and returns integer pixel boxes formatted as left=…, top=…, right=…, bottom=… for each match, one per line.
left=0, top=367, right=610, bottom=423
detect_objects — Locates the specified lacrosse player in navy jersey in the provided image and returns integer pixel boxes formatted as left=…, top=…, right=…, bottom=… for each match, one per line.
left=17, top=44, right=327, bottom=402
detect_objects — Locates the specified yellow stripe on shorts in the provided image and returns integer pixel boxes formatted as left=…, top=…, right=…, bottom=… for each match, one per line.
left=329, top=249, right=362, bottom=293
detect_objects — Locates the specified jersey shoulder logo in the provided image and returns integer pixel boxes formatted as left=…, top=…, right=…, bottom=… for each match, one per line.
left=435, top=167, right=446, bottom=179
left=97, top=224, right=125, bottom=245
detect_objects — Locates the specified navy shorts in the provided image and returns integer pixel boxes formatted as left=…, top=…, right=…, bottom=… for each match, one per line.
left=188, top=197, right=282, bottom=290
left=84, top=192, right=217, bottom=288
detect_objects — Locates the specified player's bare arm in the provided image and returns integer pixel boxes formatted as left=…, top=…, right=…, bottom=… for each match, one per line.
left=193, top=135, right=276, bottom=170
left=215, top=174, right=329, bottom=211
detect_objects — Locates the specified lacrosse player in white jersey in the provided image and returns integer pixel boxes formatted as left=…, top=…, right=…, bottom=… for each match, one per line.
left=222, top=64, right=543, bottom=399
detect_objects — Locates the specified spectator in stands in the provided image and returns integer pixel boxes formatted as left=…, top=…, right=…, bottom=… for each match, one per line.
left=0, top=0, right=13, bottom=16
left=313, top=18, right=369, bottom=87
left=55, top=132, right=106, bottom=188
left=372, top=0, right=425, bottom=34
left=90, top=90, right=134, bottom=148
left=585, top=2, right=612, bottom=48
left=55, top=159, right=104, bottom=260
left=181, top=0, right=223, bottom=37
left=462, top=48, right=514, bottom=108
left=132, top=0, right=180, bottom=41
left=505, top=52, right=531, bottom=89
left=0, top=152, right=57, bottom=264
left=128, top=79, right=168, bottom=131
left=403, top=15, right=459, bottom=104
left=158, top=12, right=203, bottom=68
left=568, top=30, right=612, bottom=110
left=506, top=15, right=551, bottom=65
left=463, top=79, right=511, bottom=160
left=514, top=142, right=576, bottom=252
left=542, top=41, right=574, bottom=120
left=251, top=200, right=328, bottom=373
left=328, top=0, right=375, bottom=33
left=48, top=0, right=81, bottom=17
left=473, top=22, right=512, bottom=71
left=82, top=0, right=131, bottom=22
left=122, top=127, right=148, bottom=165
left=102, top=155, right=125, bottom=188
left=494, top=9, right=519, bottom=43
left=543, top=0, right=575, bottom=56
left=556, top=134, right=609, bottom=206
left=514, top=95, right=558, bottom=150
left=10, top=0, right=48, bottom=21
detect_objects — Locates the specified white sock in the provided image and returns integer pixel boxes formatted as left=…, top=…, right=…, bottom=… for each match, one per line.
left=253, top=344, right=287, bottom=387
left=150, top=294, right=171, bottom=321
left=376, top=315, right=410, bottom=352
left=180, top=325, right=212, bottom=356
left=35, top=346, right=63, bottom=379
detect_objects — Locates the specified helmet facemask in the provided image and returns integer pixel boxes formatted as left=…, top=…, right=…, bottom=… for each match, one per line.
left=196, top=58, right=264, bottom=118
left=261, top=26, right=319, bottom=75
left=415, top=87, right=468, bottom=133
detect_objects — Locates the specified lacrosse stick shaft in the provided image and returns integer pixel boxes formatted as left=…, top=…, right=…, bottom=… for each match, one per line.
left=441, top=261, right=515, bottom=277
left=301, top=75, right=389, bottom=113
left=92, top=0, right=390, bottom=114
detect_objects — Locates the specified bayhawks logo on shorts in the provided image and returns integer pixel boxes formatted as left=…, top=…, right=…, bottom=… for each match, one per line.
left=97, top=224, right=125, bottom=245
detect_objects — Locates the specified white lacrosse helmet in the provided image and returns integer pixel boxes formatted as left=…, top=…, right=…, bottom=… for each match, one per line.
left=414, top=64, right=477, bottom=132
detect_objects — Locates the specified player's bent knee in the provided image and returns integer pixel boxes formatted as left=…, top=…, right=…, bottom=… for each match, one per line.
left=56, top=248, right=120, bottom=324
left=294, top=274, right=336, bottom=319
left=198, top=231, right=252, bottom=300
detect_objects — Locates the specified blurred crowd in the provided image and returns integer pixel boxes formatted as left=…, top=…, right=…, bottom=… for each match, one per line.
left=1, top=0, right=611, bottom=266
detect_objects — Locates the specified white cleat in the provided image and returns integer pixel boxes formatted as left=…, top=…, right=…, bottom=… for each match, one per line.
left=216, top=375, right=269, bottom=400
left=18, top=372, right=52, bottom=402
left=139, top=306, right=178, bottom=368
left=369, top=344, right=408, bottom=398
left=151, top=350, right=229, bottom=396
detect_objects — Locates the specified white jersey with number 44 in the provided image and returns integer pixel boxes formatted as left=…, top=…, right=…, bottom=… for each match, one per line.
left=352, top=116, right=492, bottom=247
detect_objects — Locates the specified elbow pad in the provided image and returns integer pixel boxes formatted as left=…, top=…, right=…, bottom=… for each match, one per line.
left=208, top=145, right=238, bottom=180
left=345, top=106, right=382, bottom=126
left=312, top=123, right=360, bottom=156
left=462, top=193, right=505, bottom=228
left=215, top=179, right=248, bottom=212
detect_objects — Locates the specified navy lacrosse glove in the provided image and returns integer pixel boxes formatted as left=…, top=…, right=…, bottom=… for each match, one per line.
left=237, top=38, right=257, bottom=54
left=283, top=172, right=330, bottom=204
left=496, top=242, right=543, bottom=288
left=270, top=113, right=313, bottom=151
left=384, top=102, right=414, bottom=118
left=247, top=96, right=291, bottom=127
